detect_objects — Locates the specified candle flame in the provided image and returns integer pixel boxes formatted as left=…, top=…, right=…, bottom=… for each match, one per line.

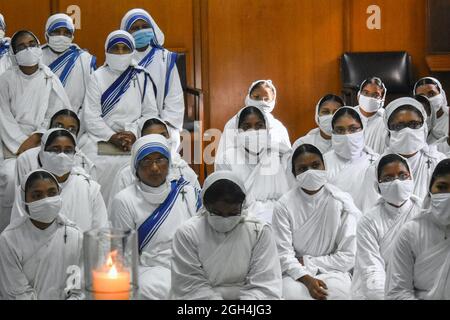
left=105, top=250, right=119, bottom=278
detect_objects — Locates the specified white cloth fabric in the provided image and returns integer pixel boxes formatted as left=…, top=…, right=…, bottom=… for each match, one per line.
left=0, top=64, right=71, bottom=226
left=121, top=9, right=184, bottom=147
left=433, top=136, right=450, bottom=157
left=356, top=145, right=446, bottom=214
left=170, top=211, right=282, bottom=300
left=0, top=49, right=12, bottom=75
left=217, top=108, right=291, bottom=161
left=215, top=143, right=291, bottom=224
left=385, top=211, right=450, bottom=300
left=41, top=45, right=95, bottom=113
left=293, top=128, right=331, bottom=155
left=352, top=197, right=422, bottom=300
left=81, top=62, right=158, bottom=201
left=108, top=152, right=200, bottom=208
left=272, top=184, right=360, bottom=300
left=0, top=210, right=83, bottom=299
left=355, top=106, right=388, bottom=154
left=323, top=147, right=379, bottom=211
left=110, top=181, right=198, bottom=299
left=11, top=163, right=108, bottom=232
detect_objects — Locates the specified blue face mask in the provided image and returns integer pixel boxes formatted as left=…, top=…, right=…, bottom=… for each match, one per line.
left=132, top=28, right=155, bottom=49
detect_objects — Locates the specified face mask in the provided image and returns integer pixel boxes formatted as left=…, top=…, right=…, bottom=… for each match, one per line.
left=15, top=47, right=42, bottom=67
left=428, top=94, right=445, bottom=113
left=132, top=28, right=155, bottom=49
left=378, top=179, right=414, bottom=206
left=40, top=151, right=75, bottom=177
left=318, top=115, right=333, bottom=136
left=237, top=129, right=268, bottom=155
left=296, top=169, right=327, bottom=192
left=206, top=213, right=243, bottom=233
left=26, top=195, right=62, bottom=223
left=105, top=52, right=133, bottom=72
left=358, top=94, right=384, bottom=113
left=138, top=180, right=170, bottom=204
left=245, top=96, right=276, bottom=113
left=430, top=193, right=450, bottom=226
left=332, top=131, right=365, bottom=160
left=48, top=35, right=73, bottom=53
left=389, top=127, right=426, bottom=155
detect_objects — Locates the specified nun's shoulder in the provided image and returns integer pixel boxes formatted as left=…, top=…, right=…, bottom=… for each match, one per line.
left=325, top=184, right=361, bottom=213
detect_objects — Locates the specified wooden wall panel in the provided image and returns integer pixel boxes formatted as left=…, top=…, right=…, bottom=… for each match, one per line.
left=0, top=0, right=52, bottom=44
left=349, top=0, right=428, bottom=77
left=206, top=0, right=345, bottom=142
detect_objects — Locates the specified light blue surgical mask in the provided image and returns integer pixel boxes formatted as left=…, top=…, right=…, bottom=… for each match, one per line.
left=132, top=28, right=155, bottom=49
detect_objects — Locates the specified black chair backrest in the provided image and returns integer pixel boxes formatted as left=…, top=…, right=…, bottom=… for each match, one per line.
left=176, top=52, right=187, bottom=91
left=341, top=51, right=413, bottom=93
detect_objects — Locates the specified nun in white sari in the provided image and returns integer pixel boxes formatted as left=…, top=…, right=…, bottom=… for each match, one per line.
left=81, top=30, right=157, bottom=202
left=0, top=169, right=83, bottom=300
left=110, top=134, right=200, bottom=300
left=41, top=13, right=96, bottom=114
left=356, top=98, right=446, bottom=214
left=215, top=106, right=291, bottom=223
left=171, top=171, right=282, bottom=300
left=120, top=8, right=184, bottom=150
left=108, top=116, right=200, bottom=207
left=0, top=13, right=12, bottom=75
left=272, top=143, right=361, bottom=300
left=216, top=80, right=291, bottom=160
left=385, top=159, right=450, bottom=300
left=12, top=128, right=108, bottom=232
left=352, top=154, right=422, bottom=300
left=293, top=94, right=344, bottom=155
left=323, top=107, right=379, bottom=211
left=0, top=30, right=71, bottom=230
left=354, top=77, right=388, bottom=154
left=414, top=77, right=449, bottom=144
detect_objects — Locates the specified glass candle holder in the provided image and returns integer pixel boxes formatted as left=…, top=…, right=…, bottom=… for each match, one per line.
left=83, top=228, right=138, bottom=300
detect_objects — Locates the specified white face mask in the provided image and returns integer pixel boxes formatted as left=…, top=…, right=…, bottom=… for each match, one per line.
left=26, top=195, right=62, bottom=223
left=332, top=131, right=365, bottom=160
left=428, top=94, right=445, bottom=113
left=430, top=193, right=450, bottom=226
left=15, top=47, right=42, bottom=67
left=40, top=151, right=75, bottom=177
left=237, top=129, right=268, bottom=155
left=296, top=169, right=327, bottom=192
left=318, top=115, right=333, bottom=136
left=245, top=96, right=276, bottom=113
left=206, top=213, right=243, bottom=233
left=358, top=94, right=384, bottom=113
left=138, top=180, right=170, bottom=204
left=378, top=179, right=414, bottom=206
left=48, top=35, right=73, bottom=53
left=105, top=52, right=133, bottom=72
left=389, top=127, right=426, bottom=155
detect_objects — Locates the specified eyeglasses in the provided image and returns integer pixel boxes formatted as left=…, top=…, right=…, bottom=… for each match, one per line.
left=46, top=147, right=75, bottom=155
left=208, top=203, right=243, bottom=217
left=53, top=124, right=78, bottom=135
left=379, top=173, right=411, bottom=183
left=139, top=158, right=169, bottom=167
left=361, top=91, right=383, bottom=99
left=333, top=125, right=362, bottom=135
left=390, top=121, right=423, bottom=131
left=15, top=42, right=39, bottom=53
left=250, top=95, right=273, bottom=103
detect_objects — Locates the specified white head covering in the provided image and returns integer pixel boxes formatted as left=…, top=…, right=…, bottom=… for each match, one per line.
left=413, top=76, right=448, bottom=107
left=235, top=105, right=270, bottom=130
left=130, top=134, right=171, bottom=178
left=357, top=77, right=387, bottom=101
left=45, top=13, right=74, bottom=36
left=314, top=94, right=345, bottom=126
left=201, top=171, right=247, bottom=208
left=244, top=79, right=277, bottom=110
left=138, top=116, right=169, bottom=138
left=383, top=97, right=428, bottom=130
left=373, top=153, right=413, bottom=195
left=331, top=106, right=365, bottom=130
left=0, top=13, right=6, bottom=31
left=39, top=128, right=76, bottom=151
left=105, top=30, right=135, bottom=53
left=9, top=30, right=41, bottom=54
left=120, top=8, right=165, bottom=47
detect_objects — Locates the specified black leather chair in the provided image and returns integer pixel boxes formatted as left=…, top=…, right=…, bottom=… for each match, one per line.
left=340, top=51, right=414, bottom=106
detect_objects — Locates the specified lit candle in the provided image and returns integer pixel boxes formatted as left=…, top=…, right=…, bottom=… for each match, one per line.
left=92, top=251, right=131, bottom=300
